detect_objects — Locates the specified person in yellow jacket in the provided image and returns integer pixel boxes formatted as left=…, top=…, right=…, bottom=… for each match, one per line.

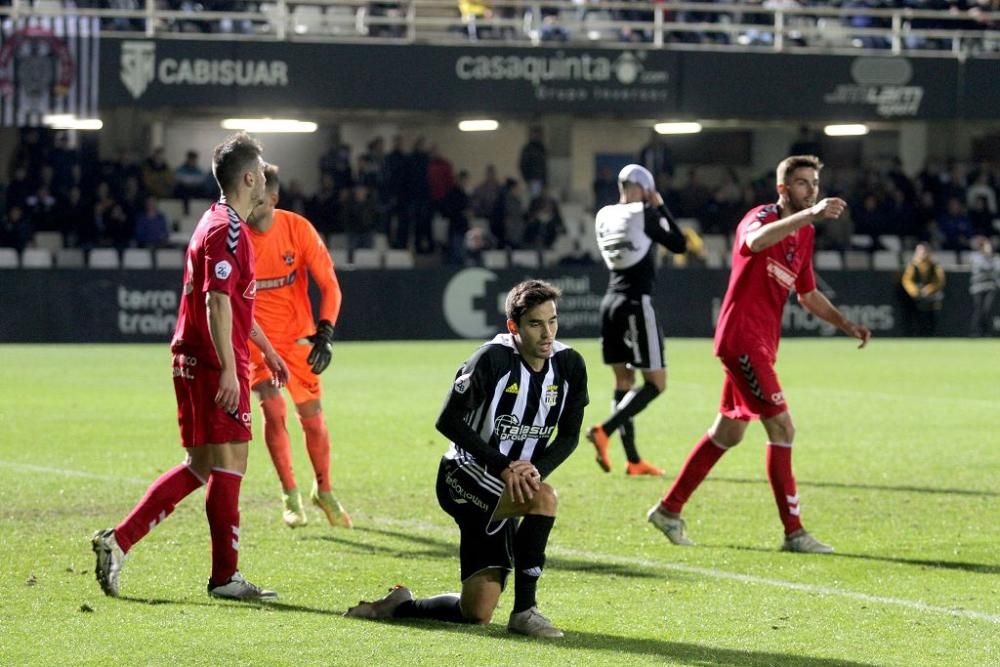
left=901, top=242, right=946, bottom=336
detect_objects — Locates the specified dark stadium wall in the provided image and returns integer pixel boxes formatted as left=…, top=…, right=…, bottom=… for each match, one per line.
left=0, top=268, right=986, bottom=343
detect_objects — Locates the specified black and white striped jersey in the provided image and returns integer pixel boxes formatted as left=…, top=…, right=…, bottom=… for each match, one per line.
left=595, top=202, right=686, bottom=299
left=438, top=333, right=589, bottom=480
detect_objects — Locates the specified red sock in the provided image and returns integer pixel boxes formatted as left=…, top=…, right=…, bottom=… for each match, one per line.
left=261, top=396, right=296, bottom=491
left=115, top=464, right=204, bottom=554
left=766, top=443, right=803, bottom=535
left=300, top=413, right=331, bottom=492
left=661, top=434, right=727, bottom=514
left=206, top=468, right=242, bottom=586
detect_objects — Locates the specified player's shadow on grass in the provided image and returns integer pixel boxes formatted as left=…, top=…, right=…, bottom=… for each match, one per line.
left=118, top=595, right=344, bottom=617
left=725, top=546, right=1000, bottom=574
left=375, top=617, right=874, bottom=667
left=305, top=526, right=663, bottom=580
left=709, top=476, right=997, bottom=497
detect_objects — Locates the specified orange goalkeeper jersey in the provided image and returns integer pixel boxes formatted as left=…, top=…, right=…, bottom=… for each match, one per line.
left=249, top=209, right=342, bottom=343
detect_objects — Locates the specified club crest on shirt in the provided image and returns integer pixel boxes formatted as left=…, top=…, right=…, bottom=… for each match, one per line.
left=283, top=250, right=295, bottom=266
left=544, top=384, right=559, bottom=407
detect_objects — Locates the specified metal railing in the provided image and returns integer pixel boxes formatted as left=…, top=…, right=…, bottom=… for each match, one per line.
left=2, top=0, right=998, bottom=57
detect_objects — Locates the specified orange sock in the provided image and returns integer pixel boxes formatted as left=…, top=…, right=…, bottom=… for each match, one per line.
left=261, top=395, right=296, bottom=491
left=300, top=412, right=331, bottom=492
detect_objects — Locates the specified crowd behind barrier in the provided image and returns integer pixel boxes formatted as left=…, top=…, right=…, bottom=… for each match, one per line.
left=1, top=0, right=998, bottom=55
left=2, top=127, right=999, bottom=271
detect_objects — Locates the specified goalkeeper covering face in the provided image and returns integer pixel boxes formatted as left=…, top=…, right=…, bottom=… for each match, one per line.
left=246, top=163, right=352, bottom=530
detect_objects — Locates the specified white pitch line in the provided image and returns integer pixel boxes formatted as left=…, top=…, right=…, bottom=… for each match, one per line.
left=4, top=460, right=999, bottom=625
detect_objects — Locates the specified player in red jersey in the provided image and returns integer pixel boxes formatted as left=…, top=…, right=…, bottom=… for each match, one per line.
left=91, top=132, right=290, bottom=601
left=647, top=155, right=871, bottom=553
left=248, top=163, right=352, bottom=529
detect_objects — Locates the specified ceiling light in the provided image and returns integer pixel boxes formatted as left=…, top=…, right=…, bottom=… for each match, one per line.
left=458, top=119, right=499, bottom=132
left=654, top=121, right=702, bottom=135
left=43, top=114, right=102, bottom=130
left=824, top=123, right=869, bottom=137
left=221, top=118, right=318, bottom=133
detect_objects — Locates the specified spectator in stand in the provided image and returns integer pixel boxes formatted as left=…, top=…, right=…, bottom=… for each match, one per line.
left=406, top=137, right=433, bottom=253
left=320, top=142, right=354, bottom=199
left=464, top=226, right=492, bottom=266
left=524, top=188, right=564, bottom=249
left=969, top=236, right=1000, bottom=337
left=428, top=144, right=457, bottom=216
left=308, top=173, right=341, bottom=236
left=965, top=171, right=997, bottom=218
left=0, top=206, right=33, bottom=251
left=25, top=184, right=58, bottom=232
left=440, top=170, right=472, bottom=265
left=472, top=164, right=502, bottom=220
left=900, top=243, right=946, bottom=336
left=64, top=185, right=99, bottom=249
left=459, top=0, right=494, bottom=40
left=707, top=167, right=744, bottom=233
left=141, top=147, right=175, bottom=199
left=937, top=196, right=975, bottom=250
left=383, top=135, right=409, bottom=247
left=120, top=174, right=145, bottom=223
left=497, top=178, right=526, bottom=249
left=788, top=126, right=822, bottom=157
left=5, top=163, right=32, bottom=213
left=638, top=131, right=675, bottom=182
left=283, top=180, right=310, bottom=217
left=103, top=203, right=133, bottom=251
left=519, top=126, right=548, bottom=198
left=135, top=195, right=170, bottom=248
left=853, top=192, right=893, bottom=249
left=341, top=184, right=379, bottom=256
left=50, top=132, right=79, bottom=199
left=174, top=150, right=210, bottom=206
left=593, top=165, right=619, bottom=212
left=677, top=167, right=712, bottom=221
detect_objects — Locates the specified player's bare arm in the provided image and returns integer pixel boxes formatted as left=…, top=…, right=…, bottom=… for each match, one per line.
left=746, top=198, right=847, bottom=253
left=249, top=319, right=290, bottom=387
left=798, top=289, right=872, bottom=348
left=206, top=290, right=239, bottom=412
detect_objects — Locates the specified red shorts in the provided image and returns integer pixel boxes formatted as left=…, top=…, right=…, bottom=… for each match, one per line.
left=250, top=340, right=322, bottom=405
left=718, top=352, right=788, bottom=421
left=172, top=352, right=252, bottom=447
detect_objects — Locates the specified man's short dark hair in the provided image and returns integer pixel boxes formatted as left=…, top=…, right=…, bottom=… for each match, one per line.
left=262, top=162, right=280, bottom=193
left=505, top=279, right=562, bottom=325
left=777, top=155, right=823, bottom=185
left=212, top=132, right=263, bottom=194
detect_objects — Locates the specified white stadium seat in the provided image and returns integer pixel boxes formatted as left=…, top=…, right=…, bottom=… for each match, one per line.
left=21, top=248, right=53, bottom=268
left=351, top=248, right=381, bottom=268
left=813, top=251, right=843, bottom=270
left=482, top=249, right=509, bottom=269
left=155, top=248, right=185, bottom=269
left=123, top=248, right=154, bottom=269
left=0, top=247, right=20, bottom=268
left=511, top=249, right=541, bottom=268
left=33, top=231, right=64, bottom=252
left=329, top=248, right=349, bottom=268
left=384, top=249, right=415, bottom=269
left=56, top=248, right=86, bottom=268
left=89, top=248, right=120, bottom=269
left=873, top=250, right=899, bottom=270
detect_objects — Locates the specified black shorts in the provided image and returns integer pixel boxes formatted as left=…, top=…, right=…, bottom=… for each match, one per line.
left=599, top=293, right=666, bottom=371
left=435, top=456, right=514, bottom=585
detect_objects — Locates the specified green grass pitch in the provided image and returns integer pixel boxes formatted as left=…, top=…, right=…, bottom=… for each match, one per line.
left=1, top=339, right=998, bottom=666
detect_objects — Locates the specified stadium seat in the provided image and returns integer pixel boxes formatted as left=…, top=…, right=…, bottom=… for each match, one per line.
left=155, top=248, right=185, bottom=269
left=33, top=231, right=64, bottom=252
left=89, top=248, right=120, bottom=269
left=327, top=233, right=348, bottom=250
left=55, top=248, right=86, bottom=268
left=814, top=251, right=843, bottom=270
left=0, top=247, right=19, bottom=269
left=959, top=251, right=974, bottom=266
left=373, top=233, right=390, bottom=252
left=704, top=248, right=724, bottom=269
left=123, top=248, right=154, bottom=269
left=880, top=235, right=902, bottom=252
left=511, top=249, right=541, bottom=268
left=352, top=248, right=381, bottom=268
left=329, top=248, right=349, bottom=268
left=872, top=250, right=899, bottom=270
left=850, top=234, right=873, bottom=250
left=159, top=198, right=186, bottom=225
left=482, top=249, right=509, bottom=269
left=542, top=250, right=562, bottom=267
left=292, top=5, right=326, bottom=34
left=383, top=249, right=415, bottom=269
left=21, top=248, right=53, bottom=268
left=932, top=250, right=959, bottom=269
left=702, top=234, right=728, bottom=257
left=844, top=251, right=870, bottom=270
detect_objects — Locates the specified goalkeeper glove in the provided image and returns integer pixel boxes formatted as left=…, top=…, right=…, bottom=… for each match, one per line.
left=306, top=319, right=335, bottom=374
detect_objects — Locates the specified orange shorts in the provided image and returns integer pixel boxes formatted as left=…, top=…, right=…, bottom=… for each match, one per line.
left=250, top=340, right=323, bottom=405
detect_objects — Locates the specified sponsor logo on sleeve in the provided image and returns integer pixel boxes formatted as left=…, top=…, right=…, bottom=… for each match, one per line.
left=454, top=372, right=473, bottom=394
left=214, top=260, right=232, bottom=280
